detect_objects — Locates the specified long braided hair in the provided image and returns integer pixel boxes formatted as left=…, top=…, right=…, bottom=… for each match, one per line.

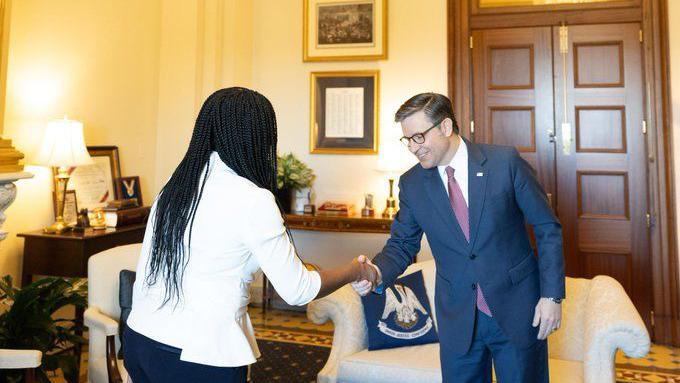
left=146, top=87, right=279, bottom=305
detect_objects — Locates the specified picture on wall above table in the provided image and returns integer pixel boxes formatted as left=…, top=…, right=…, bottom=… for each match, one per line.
left=57, top=146, right=121, bottom=211
left=303, top=0, right=387, bottom=61
left=116, top=176, right=143, bottom=206
left=310, top=70, right=379, bottom=154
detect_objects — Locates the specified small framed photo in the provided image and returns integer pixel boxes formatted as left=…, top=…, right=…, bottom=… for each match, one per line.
left=116, top=176, right=143, bottom=206
left=53, top=190, right=78, bottom=225
left=310, top=70, right=379, bottom=154
left=303, top=0, right=387, bottom=62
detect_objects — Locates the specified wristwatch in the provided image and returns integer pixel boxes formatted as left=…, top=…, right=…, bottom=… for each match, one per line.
left=546, top=297, right=563, bottom=304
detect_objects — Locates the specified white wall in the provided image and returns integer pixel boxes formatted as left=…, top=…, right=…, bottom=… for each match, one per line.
left=0, top=0, right=162, bottom=281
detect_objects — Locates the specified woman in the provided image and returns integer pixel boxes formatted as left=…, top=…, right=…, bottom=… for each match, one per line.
left=124, top=88, right=377, bottom=382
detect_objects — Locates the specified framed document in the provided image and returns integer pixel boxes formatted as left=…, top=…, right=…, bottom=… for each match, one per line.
left=59, top=146, right=122, bottom=211
left=310, top=70, right=379, bottom=154
left=303, top=0, right=387, bottom=62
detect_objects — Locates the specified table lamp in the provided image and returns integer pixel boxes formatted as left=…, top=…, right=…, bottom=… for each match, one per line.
left=35, top=117, right=93, bottom=233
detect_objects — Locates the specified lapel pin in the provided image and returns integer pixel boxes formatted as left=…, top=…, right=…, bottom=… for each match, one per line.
left=477, top=172, right=484, bottom=177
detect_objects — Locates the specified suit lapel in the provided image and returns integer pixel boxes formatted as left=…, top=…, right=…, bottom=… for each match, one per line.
left=465, top=138, right=487, bottom=249
left=423, top=167, right=468, bottom=244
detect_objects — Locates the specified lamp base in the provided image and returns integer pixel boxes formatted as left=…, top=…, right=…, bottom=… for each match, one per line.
left=43, top=218, right=70, bottom=234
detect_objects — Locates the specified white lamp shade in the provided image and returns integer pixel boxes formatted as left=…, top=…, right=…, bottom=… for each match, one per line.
left=35, top=118, right=93, bottom=167
left=377, top=140, right=415, bottom=174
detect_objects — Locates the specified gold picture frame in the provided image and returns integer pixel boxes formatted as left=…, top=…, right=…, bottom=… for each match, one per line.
left=310, top=70, right=379, bottom=154
left=303, top=0, right=388, bottom=62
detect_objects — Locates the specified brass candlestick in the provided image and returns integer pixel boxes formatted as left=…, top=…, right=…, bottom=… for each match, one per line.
left=382, top=178, right=398, bottom=219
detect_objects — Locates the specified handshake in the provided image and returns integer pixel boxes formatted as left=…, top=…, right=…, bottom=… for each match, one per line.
left=349, top=255, right=382, bottom=296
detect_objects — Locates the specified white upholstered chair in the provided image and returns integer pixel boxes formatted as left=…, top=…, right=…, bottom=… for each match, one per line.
left=84, top=243, right=142, bottom=383
left=308, top=259, right=651, bottom=383
left=0, top=349, right=42, bottom=382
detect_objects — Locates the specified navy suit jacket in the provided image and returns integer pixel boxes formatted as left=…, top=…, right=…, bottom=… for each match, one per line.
left=372, top=138, right=565, bottom=356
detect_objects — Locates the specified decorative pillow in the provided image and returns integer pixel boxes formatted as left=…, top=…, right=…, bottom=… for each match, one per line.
left=361, top=270, right=438, bottom=350
left=117, top=269, right=136, bottom=359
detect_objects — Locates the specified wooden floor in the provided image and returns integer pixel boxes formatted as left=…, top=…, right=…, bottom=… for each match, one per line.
left=52, top=306, right=680, bottom=383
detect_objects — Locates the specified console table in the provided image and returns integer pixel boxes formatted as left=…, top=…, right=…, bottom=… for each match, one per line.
left=259, top=213, right=394, bottom=311
left=284, top=213, right=393, bottom=234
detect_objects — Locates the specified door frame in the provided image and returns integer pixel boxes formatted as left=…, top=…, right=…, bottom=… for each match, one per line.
left=448, top=0, right=678, bottom=345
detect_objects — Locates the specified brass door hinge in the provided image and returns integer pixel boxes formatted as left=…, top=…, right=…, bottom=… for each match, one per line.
left=646, top=213, right=652, bottom=228
left=642, top=120, right=647, bottom=134
left=470, top=120, right=475, bottom=134
left=469, top=36, right=474, bottom=49
left=639, top=29, right=643, bottom=43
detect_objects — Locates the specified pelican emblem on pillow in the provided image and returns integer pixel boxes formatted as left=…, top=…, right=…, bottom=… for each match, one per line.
left=382, top=284, right=428, bottom=330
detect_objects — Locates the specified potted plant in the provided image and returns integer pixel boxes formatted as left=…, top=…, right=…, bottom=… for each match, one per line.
left=276, top=153, right=315, bottom=213
left=0, top=276, right=87, bottom=383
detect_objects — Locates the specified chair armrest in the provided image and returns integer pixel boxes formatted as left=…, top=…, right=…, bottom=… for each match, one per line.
left=84, top=307, right=119, bottom=337
left=582, top=275, right=650, bottom=383
left=0, top=349, right=42, bottom=369
left=307, top=284, right=368, bottom=383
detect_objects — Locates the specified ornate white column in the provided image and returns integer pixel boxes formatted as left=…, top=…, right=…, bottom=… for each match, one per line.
left=0, top=172, right=33, bottom=241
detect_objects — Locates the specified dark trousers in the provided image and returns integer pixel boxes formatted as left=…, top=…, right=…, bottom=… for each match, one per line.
left=443, top=310, right=549, bottom=383
left=123, top=327, right=248, bottom=383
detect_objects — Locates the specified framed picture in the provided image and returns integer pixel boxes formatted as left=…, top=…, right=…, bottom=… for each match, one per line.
left=116, top=176, right=143, bottom=206
left=58, top=146, right=122, bottom=211
left=52, top=190, right=78, bottom=225
left=303, top=0, right=387, bottom=62
left=310, top=70, right=379, bottom=154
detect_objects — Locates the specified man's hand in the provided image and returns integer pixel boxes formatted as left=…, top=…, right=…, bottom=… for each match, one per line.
left=532, top=298, right=562, bottom=340
left=350, top=255, right=382, bottom=296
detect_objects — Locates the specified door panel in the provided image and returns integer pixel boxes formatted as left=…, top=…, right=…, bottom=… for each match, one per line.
left=554, top=23, right=650, bottom=327
left=472, top=27, right=556, bottom=204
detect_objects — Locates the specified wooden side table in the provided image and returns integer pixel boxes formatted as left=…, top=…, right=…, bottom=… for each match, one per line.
left=18, top=224, right=146, bottom=286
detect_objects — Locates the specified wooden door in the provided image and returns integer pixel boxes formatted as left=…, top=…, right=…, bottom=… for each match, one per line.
left=472, top=23, right=651, bottom=329
left=553, top=23, right=651, bottom=326
left=472, top=27, right=556, bottom=205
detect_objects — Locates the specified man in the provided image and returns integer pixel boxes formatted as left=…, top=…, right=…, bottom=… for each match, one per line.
left=353, top=93, right=565, bottom=382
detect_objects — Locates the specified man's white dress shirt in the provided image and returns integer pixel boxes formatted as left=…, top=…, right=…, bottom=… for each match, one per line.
left=127, top=152, right=321, bottom=367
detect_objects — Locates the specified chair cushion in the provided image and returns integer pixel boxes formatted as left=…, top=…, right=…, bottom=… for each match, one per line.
left=361, top=270, right=438, bottom=351
left=337, top=342, right=583, bottom=383
left=338, top=343, right=442, bottom=383
left=117, top=269, right=136, bottom=359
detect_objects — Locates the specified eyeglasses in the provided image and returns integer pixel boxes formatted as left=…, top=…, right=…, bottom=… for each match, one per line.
left=400, top=120, right=443, bottom=146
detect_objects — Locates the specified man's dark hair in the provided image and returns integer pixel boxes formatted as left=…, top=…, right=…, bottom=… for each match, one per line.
left=147, top=87, right=280, bottom=306
left=394, top=92, right=459, bottom=134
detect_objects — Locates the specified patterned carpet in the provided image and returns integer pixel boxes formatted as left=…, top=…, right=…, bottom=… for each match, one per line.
left=251, top=339, right=330, bottom=383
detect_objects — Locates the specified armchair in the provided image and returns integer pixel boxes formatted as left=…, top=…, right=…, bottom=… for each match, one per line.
left=84, top=243, right=142, bottom=383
